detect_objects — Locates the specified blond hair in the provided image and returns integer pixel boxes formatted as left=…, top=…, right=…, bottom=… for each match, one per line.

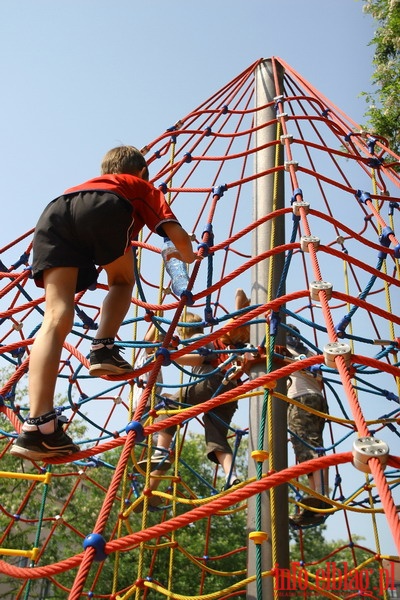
left=101, top=145, right=148, bottom=178
left=177, top=312, right=204, bottom=340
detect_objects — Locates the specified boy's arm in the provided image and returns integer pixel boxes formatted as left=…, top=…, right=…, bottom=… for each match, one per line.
left=235, top=288, right=250, bottom=310
left=162, top=222, right=198, bottom=263
left=175, top=353, right=204, bottom=367
left=144, top=323, right=158, bottom=343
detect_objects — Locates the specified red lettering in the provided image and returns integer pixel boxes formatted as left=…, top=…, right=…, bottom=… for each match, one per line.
left=315, top=568, right=326, bottom=591
left=274, top=566, right=295, bottom=591
left=297, top=568, right=308, bottom=591
left=346, top=569, right=359, bottom=591
left=358, top=568, right=370, bottom=591
left=330, top=563, right=343, bottom=590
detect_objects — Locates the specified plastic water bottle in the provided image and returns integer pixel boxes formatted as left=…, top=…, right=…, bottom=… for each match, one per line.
left=161, top=238, right=190, bottom=298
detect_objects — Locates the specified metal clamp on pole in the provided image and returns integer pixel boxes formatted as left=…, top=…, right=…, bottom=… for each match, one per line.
left=310, top=280, right=333, bottom=301
left=323, top=342, right=351, bottom=368
left=292, top=201, right=310, bottom=216
left=301, top=235, right=320, bottom=252
left=352, top=436, right=389, bottom=473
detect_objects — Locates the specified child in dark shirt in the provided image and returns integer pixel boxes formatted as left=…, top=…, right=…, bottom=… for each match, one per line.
left=136, top=289, right=250, bottom=508
left=10, top=145, right=197, bottom=461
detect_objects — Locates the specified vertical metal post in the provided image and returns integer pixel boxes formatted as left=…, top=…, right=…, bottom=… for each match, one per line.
left=247, top=58, right=289, bottom=599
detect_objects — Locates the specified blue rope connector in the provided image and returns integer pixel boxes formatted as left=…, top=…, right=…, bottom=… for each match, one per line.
left=309, top=364, right=321, bottom=377
left=384, top=391, right=399, bottom=403
left=11, top=252, right=30, bottom=270
left=355, top=189, right=371, bottom=204
left=394, top=244, right=400, bottom=259
left=269, top=312, right=280, bottom=336
left=197, top=242, right=211, bottom=257
left=155, top=347, right=172, bottom=366
left=181, top=290, right=194, bottom=306
left=197, top=346, right=212, bottom=357
left=159, top=182, right=168, bottom=194
left=204, top=126, right=212, bottom=136
left=125, top=420, right=145, bottom=443
left=10, top=347, right=25, bottom=358
left=83, top=533, right=107, bottom=562
left=335, top=315, right=351, bottom=338
left=184, top=152, right=192, bottom=163
left=204, top=307, right=218, bottom=325
left=379, top=226, right=394, bottom=259
left=74, top=307, right=98, bottom=330
left=212, top=184, right=228, bottom=198
left=344, top=132, right=354, bottom=142
left=389, top=201, right=399, bottom=216
left=290, top=188, right=303, bottom=204
left=201, top=223, right=214, bottom=248
left=321, top=108, right=330, bottom=117
left=367, top=138, right=377, bottom=154
left=367, top=157, right=382, bottom=168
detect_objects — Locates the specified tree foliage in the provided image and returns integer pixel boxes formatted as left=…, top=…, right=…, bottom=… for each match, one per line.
left=362, top=0, right=400, bottom=154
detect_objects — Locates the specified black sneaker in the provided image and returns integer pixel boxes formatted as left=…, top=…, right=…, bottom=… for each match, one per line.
left=132, top=495, right=164, bottom=513
left=289, top=496, right=330, bottom=528
left=137, top=451, right=172, bottom=472
left=10, top=423, right=80, bottom=461
left=222, top=478, right=241, bottom=491
left=289, top=510, right=325, bottom=528
left=89, top=345, right=134, bottom=376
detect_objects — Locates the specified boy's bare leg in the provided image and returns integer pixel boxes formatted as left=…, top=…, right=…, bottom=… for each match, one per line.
left=137, top=431, right=174, bottom=496
left=97, top=251, right=135, bottom=338
left=28, top=267, right=78, bottom=418
left=10, top=266, right=80, bottom=460
left=89, top=251, right=136, bottom=376
left=310, top=468, right=329, bottom=497
left=215, top=450, right=239, bottom=487
left=155, top=431, right=173, bottom=454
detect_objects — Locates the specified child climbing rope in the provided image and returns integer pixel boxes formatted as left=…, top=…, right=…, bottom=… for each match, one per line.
left=10, top=145, right=198, bottom=461
left=277, top=324, right=331, bottom=527
left=132, top=321, right=165, bottom=411
left=137, top=289, right=250, bottom=504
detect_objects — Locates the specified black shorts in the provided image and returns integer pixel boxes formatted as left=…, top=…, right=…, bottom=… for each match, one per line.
left=32, top=191, right=135, bottom=292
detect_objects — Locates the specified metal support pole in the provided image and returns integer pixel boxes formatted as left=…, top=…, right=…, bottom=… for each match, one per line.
left=247, top=58, right=289, bottom=599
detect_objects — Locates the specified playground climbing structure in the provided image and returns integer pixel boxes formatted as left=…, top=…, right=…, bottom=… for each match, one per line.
left=0, top=57, right=399, bottom=599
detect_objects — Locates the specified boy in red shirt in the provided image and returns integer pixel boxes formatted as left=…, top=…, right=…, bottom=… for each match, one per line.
left=10, top=145, right=197, bottom=461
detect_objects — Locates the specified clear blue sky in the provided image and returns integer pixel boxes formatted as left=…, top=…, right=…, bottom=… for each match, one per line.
left=3, top=0, right=395, bottom=561
left=1, top=0, right=374, bottom=239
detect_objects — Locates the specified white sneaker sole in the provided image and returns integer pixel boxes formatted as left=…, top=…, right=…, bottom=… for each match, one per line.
left=89, top=363, right=134, bottom=376
left=10, top=444, right=77, bottom=461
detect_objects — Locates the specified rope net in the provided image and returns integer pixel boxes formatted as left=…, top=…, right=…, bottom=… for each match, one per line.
left=0, top=56, right=399, bottom=599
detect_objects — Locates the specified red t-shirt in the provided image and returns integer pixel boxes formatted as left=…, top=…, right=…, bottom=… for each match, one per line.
left=65, top=173, right=179, bottom=239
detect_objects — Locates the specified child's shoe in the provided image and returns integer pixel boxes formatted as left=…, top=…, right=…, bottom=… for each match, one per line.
left=89, top=345, right=134, bottom=376
left=137, top=450, right=172, bottom=472
left=10, top=423, right=79, bottom=461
